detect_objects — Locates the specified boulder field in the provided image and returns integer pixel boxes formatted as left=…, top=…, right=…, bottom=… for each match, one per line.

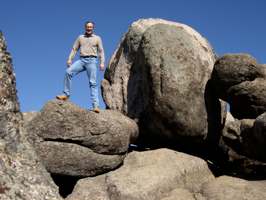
left=1, top=18, right=266, bottom=199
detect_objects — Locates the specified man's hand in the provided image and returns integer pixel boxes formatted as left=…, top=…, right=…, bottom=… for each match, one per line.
left=67, top=59, right=72, bottom=67
left=100, top=63, right=104, bottom=71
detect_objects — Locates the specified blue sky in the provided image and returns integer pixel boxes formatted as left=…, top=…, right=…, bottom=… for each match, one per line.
left=0, top=0, right=265, bottom=112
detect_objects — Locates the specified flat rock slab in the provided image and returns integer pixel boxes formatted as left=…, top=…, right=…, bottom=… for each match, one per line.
left=201, top=175, right=266, bottom=200
left=24, top=100, right=138, bottom=177
left=161, top=188, right=204, bottom=200
left=65, top=148, right=215, bottom=200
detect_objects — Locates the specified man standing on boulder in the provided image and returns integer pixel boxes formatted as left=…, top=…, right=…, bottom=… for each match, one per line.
left=56, top=21, right=105, bottom=113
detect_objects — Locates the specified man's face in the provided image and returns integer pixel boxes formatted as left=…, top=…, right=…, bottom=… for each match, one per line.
left=85, top=23, right=94, bottom=35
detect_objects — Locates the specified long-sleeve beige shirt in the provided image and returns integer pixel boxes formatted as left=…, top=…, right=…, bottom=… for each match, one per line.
left=68, top=33, right=105, bottom=64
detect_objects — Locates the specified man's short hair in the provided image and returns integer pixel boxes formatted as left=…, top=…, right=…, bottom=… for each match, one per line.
left=85, top=21, right=94, bottom=27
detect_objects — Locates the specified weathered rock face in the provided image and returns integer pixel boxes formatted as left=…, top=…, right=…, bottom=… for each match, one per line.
left=24, top=100, right=138, bottom=177
left=222, top=119, right=256, bottom=157
left=201, top=175, right=266, bottom=200
left=0, top=31, right=62, bottom=199
left=102, top=18, right=225, bottom=151
left=211, top=53, right=266, bottom=119
left=226, top=111, right=235, bottom=123
left=222, top=116, right=266, bottom=163
left=22, top=111, right=38, bottom=127
left=65, top=148, right=215, bottom=200
left=212, top=117, right=266, bottom=173
left=253, top=112, right=266, bottom=159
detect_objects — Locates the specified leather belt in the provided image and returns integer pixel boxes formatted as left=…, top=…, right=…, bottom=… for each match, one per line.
left=82, top=56, right=97, bottom=58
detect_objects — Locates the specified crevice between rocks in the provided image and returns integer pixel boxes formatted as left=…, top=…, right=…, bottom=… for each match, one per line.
left=51, top=174, right=80, bottom=198
left=43, top=138, right=84, bottom=147
left=43, top=138, right=128, bottom=155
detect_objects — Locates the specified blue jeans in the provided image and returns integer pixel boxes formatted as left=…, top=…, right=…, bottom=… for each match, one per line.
left=63, top=57, right=99, bottom=106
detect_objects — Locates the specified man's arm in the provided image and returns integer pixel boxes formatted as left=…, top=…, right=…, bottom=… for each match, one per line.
left=99, top=63, right=104, bottom=71
left=67, top=36, right=80, bottom=67
left=67, top=59, right=72, bottom=67
left=97, top=37, right=105, bottom=70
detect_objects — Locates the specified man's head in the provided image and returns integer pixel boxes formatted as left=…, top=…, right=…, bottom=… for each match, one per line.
left=85, top=21, right=94, bottom=35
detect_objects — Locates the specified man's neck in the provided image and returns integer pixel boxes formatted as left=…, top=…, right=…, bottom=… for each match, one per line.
left=85, top=33, right=93, bottom=37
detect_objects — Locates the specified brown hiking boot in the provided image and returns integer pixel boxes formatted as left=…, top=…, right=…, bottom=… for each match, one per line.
left=56, top=94, right=69, bottom=102
left=93, top=106, right=100, bottom=113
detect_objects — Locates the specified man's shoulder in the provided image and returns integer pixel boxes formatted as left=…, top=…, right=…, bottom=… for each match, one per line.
left=74, top=35, right=85, bottom=41
left=92, top=34, right=102, bottom=39
left=78, top=34, right=86, bottom=38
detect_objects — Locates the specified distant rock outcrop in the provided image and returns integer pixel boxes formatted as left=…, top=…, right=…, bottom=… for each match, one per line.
left=65, top=148, right=215, bottom=200
left=101, top=18, right=226, bottom=153
left=24, top=100, right=138, bottom=177
left=0, top=31, right=62, bottom=199
left=211, top=53, right=266, bottom=119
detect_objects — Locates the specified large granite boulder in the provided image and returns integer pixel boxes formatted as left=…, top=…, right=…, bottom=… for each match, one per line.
left=201, top=175, right=266, bottom=200
left=0, top=31, right=62, bottom=199
left=24, top=100, right=139, bottom=177
left=65, top=148, right=215, bottom=200
left=102, top=18, right=225, bottom=152
left=211, top=53, right=266, bottom=119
